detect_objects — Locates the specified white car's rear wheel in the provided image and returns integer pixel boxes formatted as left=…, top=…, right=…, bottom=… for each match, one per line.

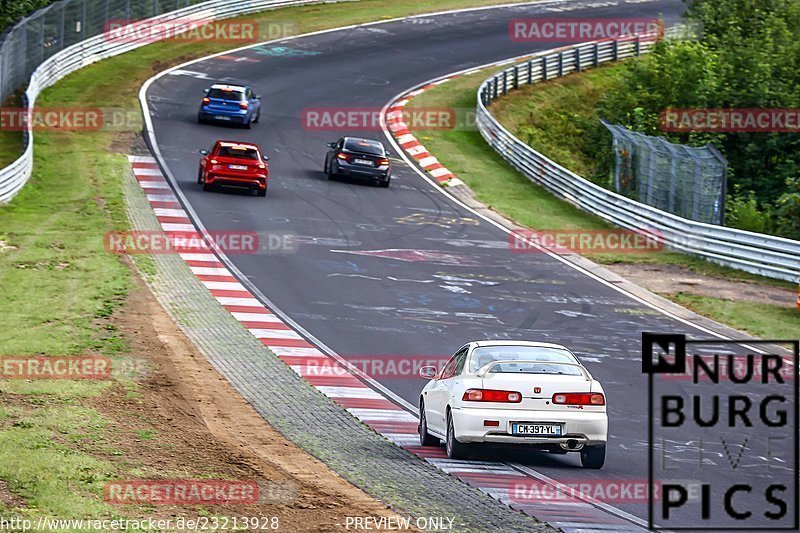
left=418, top=402, right=439, bottom=446
left=580, top=445, right=606, bottom=469
left=445, top=412, right=470, bottom=460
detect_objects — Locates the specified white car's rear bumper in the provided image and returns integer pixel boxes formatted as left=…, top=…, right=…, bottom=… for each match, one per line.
left=451, top=406, right=608, bottom=445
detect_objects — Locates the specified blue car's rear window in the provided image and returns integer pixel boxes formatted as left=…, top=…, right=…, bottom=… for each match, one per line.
left=207, top=89, right=244, bottom=101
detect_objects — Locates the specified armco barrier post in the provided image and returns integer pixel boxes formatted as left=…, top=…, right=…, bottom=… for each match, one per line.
left=594, top=42, right=599, bottom=67
left=575, top=47, right=581, bottom=72
left=558, top=51, right=563, bottom=77
left=527, top=60, right=532, bottom=83
left=541, top=56, right=547, bottom=81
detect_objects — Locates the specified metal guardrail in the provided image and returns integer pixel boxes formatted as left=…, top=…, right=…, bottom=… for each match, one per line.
left=0, top=0, right=332, bottom=203
left=476, top=35, right=800, bottom=282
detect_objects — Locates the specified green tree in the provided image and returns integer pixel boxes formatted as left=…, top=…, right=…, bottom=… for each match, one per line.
left=597, top=0, right=800, bottom=218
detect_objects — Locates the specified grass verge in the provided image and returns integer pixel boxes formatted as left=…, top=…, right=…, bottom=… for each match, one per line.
left=0, top=0, right=521, bottom=519
left=407, top=66, right=800, bottom=339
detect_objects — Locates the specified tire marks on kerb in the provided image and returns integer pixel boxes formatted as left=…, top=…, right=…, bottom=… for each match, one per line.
left=128, top=155, right=649, bottom=532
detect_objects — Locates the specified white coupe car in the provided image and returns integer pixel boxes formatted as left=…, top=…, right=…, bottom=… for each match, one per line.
left=418, top=340, right=608, bottom=468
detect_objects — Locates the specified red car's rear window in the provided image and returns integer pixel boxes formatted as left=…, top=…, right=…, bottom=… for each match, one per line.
left=217, top=146, right=259, bottom=160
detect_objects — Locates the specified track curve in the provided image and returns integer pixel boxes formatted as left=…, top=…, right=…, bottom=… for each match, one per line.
left=142, top=1, right=794, bottom=529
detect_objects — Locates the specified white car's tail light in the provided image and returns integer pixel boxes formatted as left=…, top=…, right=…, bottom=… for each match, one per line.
left=552, top=392, right=605, bottom=405
left=462, top=389, right=522, bottom=403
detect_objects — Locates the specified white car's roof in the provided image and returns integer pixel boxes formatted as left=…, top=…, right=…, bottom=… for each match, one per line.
left=471, top=340, right=570, bottom=350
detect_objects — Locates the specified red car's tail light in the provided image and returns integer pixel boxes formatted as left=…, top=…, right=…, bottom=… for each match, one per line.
left=462, top=389, right=522, bottom=403
left=552, top=393, right=605, bottom=405
left=240, top=101, right=248, bottom=110
left=202, top=97, right=210, bottom=104
left=209, top=159, right=218, bottom=165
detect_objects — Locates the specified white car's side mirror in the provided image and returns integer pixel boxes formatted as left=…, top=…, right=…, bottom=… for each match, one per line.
left=419, top=366, right=437, bottom=380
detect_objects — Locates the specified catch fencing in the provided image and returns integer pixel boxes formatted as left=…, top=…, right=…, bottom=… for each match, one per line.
left=476, top=34, right=800, bottom=282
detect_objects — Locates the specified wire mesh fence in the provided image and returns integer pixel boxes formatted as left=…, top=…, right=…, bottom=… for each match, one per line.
left=603, top=121, right=727, bottom=225
left=0, top=0, right=202, bottom=105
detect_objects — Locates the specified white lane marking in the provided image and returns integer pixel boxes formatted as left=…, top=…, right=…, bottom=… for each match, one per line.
left=230, top=312, right=281, bottom=323
left=347, top=409, right=417, bottom=422
left=430, top=167, right=452, bottom=178
left=139, top=180, right=171, bottom=188
left=417, top=156, right=438, bottom=167
left=160, top=223, right=195, bottom=231
left=145, top=194, right=178, bottom=202
left=249, top=329, right=301, bottom=340
left=316, top=386, right=385, bottom=399
left=190, top=266, right=230, bottom=276
left=179, top=253, right=218, bottom=261
left=267, top=346, right=324, bottom=357
left=385, top=435, right=420, bottom=446
left=132, top=167, right=164, bottom=176
left=202, top=281, right=247, bottom=291
left=154, top=208, right=188, bottom=217
left=214, top=297, right=263, bottom=307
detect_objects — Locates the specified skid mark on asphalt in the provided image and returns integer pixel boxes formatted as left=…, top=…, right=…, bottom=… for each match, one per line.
left=130, top=155, right=650, bottom=532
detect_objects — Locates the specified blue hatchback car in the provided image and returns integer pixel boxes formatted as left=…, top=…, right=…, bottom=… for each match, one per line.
left=198, top=84, right=262, bottom=129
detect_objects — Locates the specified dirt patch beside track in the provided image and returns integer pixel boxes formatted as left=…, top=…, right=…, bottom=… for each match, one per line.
left=606, top=263, right=797, bottom=308
left=90, top=272, right=402, bottom=529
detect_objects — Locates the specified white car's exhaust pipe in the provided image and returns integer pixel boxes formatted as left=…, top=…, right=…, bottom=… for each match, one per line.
left=561, top=439, right=584, bottom=451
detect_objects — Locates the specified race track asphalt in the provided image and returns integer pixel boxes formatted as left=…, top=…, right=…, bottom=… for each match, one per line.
left=144, top=1, right=797, bottom=528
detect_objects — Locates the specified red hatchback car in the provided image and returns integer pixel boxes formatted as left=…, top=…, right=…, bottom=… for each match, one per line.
left=198, top=140, right=270, bottom=197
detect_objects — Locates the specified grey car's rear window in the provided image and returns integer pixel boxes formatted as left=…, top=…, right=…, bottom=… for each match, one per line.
left=344, top=139, right=384, bottom=155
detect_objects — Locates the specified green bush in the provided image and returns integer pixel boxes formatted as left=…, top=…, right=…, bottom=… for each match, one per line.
left=0, top=1, right=55, bottom=33
left=725, top=187, right=773, bottom=234
left=775, top=178, right=800, bottom=239
left=596, top=0, right=800, bottom=220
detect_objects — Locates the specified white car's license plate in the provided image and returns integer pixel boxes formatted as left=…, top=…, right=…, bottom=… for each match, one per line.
left=512, top=423, right=562, bottom=436
left=354, top=158, right=372, bottom=165
left=228, top=164, right=248, bottom=170
left=215, top=115, right=231, bottom=121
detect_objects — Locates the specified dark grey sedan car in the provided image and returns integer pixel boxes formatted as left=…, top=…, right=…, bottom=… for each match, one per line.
left=324, top=137, right=392, bottom=187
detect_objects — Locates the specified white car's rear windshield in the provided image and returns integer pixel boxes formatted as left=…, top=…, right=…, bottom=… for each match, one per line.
left=485, top=362, right=584, bottom=376
left=470, top=346, right=577, bottom=372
